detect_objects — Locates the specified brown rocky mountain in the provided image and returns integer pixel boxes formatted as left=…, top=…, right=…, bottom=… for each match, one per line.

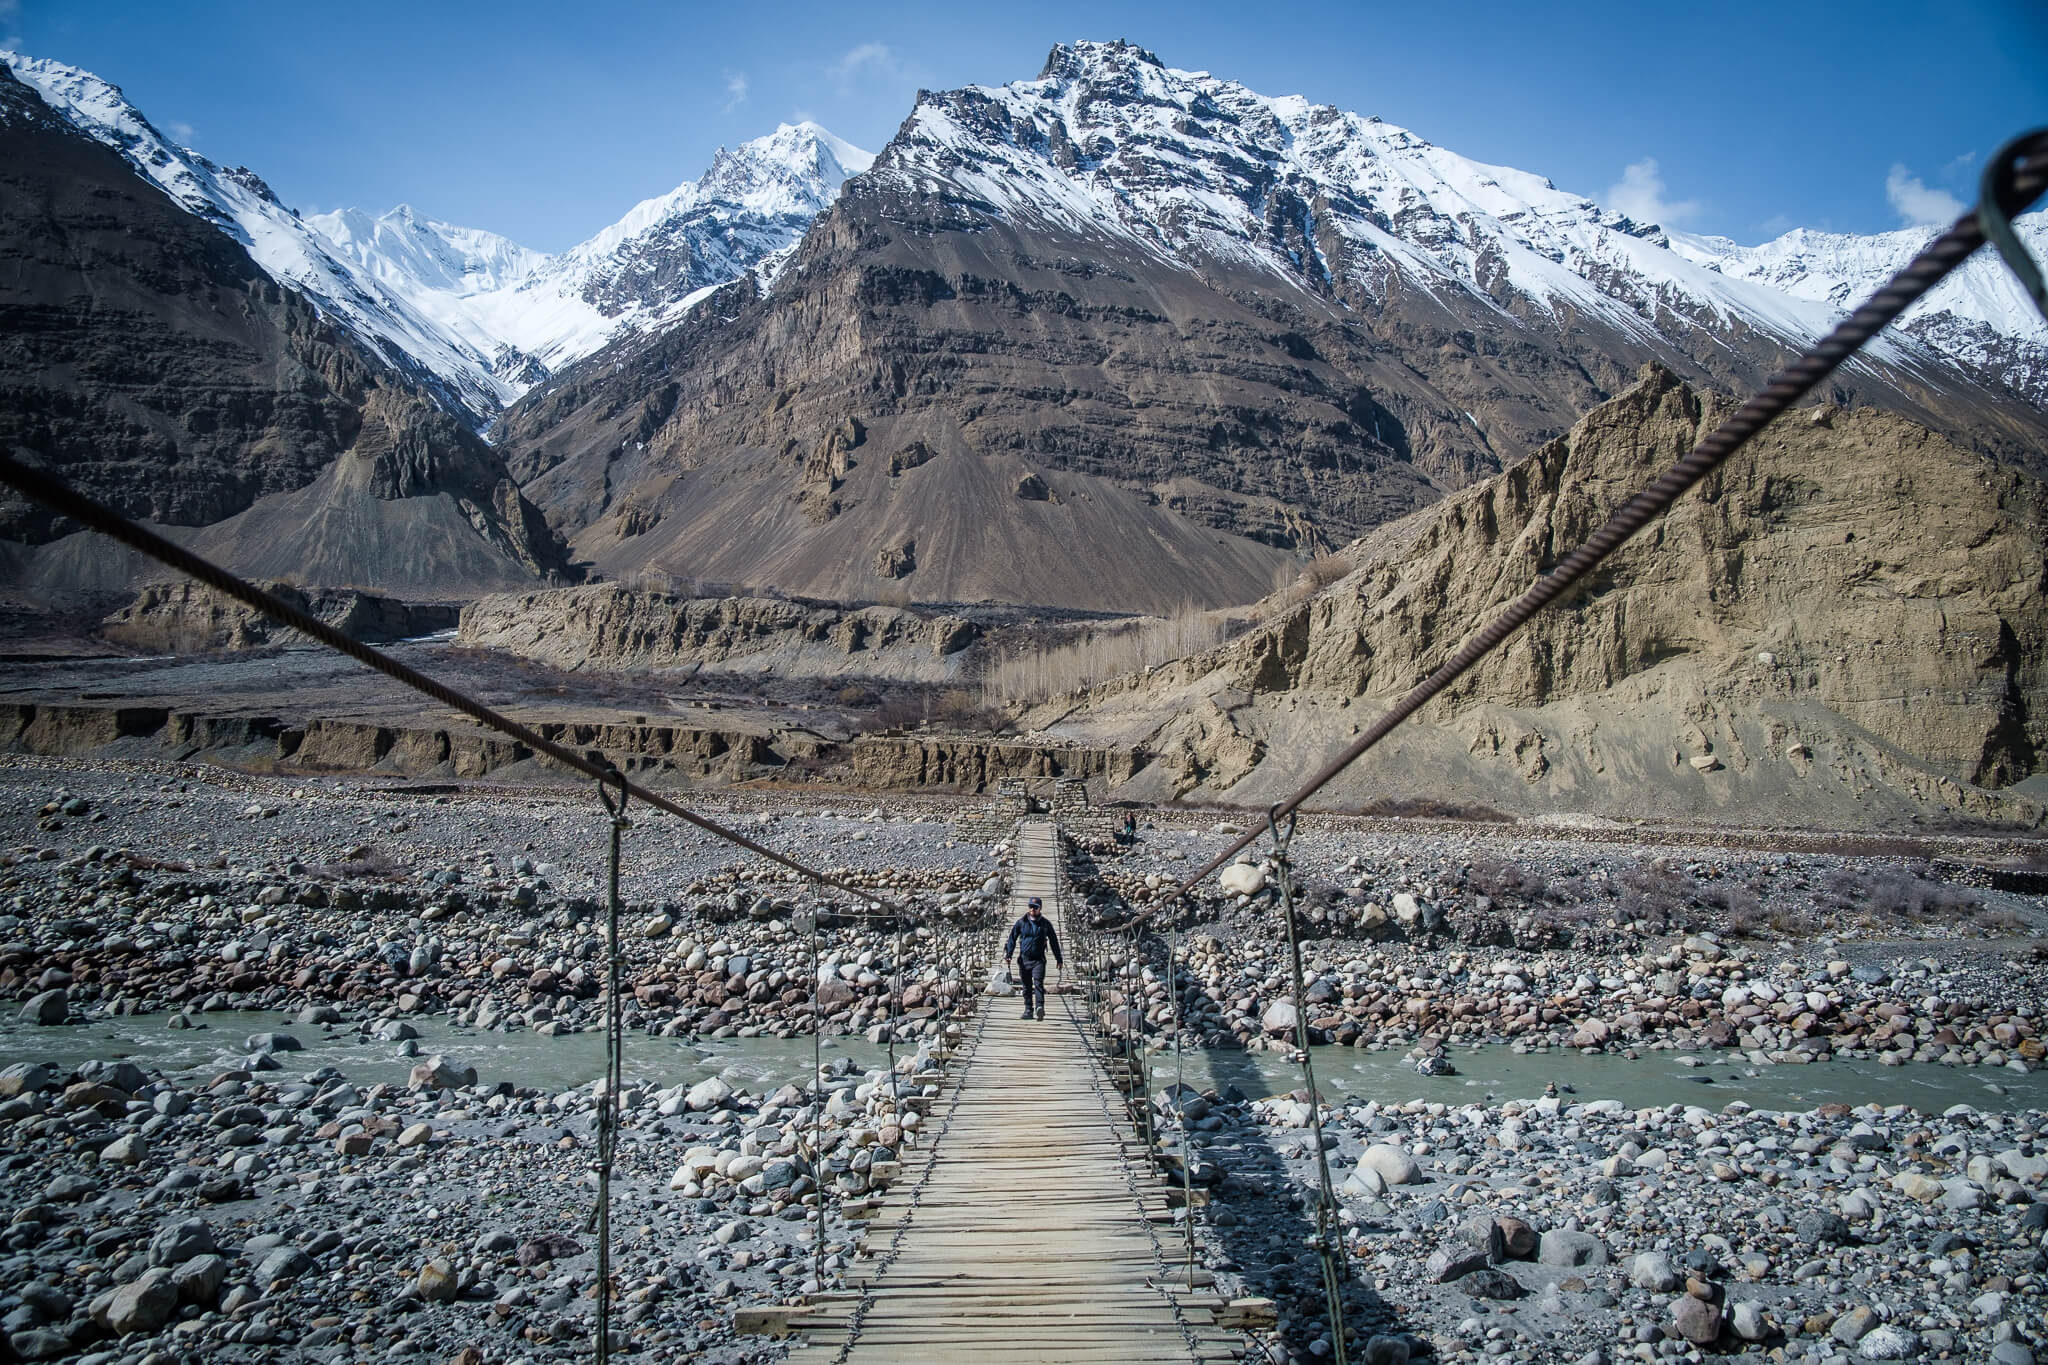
left=1035, top=368, right=2048, bottom=829
left=496, top=42, right=2048, bottom=615
left=0, top=64, right=569, bottom=600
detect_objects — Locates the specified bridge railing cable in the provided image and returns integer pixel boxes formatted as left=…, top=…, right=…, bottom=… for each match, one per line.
left=1165, top=126, right=2048, bottom=906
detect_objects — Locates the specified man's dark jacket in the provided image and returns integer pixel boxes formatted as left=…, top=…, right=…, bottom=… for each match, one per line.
left=1004, top=913, right=1062, bottom=965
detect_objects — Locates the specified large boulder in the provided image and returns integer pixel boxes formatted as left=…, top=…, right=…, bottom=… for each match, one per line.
left=407, top=1055, right=477, bottom=1090
left=1537, top=1229, right=1609, bottom=1266
left=0, top=1062, right=56, bottom=1096
left=685, top=1077, right=733, bottom=1111
left=1630, top=1251, right=1679, bottom=1292
left=170, top=1254, right=227, bottom=1306
left=416, top=1259, right=459, bottom=1302
left=1260, top=1000, right=1299, bottom=1037
left=1357, top=1144, right=1422, bottom=1186
left=148, top=1218, right=216, bottom=1267
left=19, top=989, right=67, bottom=1025
left=100, top=1268, right=178, bottom=1334
left=253, top=1246, right=314, bottom=1285
left=99, top=1133, right=148, bottom=1165
left=1670, top=1294, right=1722, bottom=1346
left=1219, top=864, right=1267, bottom=896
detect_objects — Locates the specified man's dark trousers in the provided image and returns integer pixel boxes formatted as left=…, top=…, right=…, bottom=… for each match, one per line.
left=1017, top=957, right=1047, bottom=1016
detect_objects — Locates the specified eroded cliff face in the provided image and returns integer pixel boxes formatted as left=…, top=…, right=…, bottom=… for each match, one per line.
left=457, top=585, right=979, bottom=681
left=1044, top=369, right=2048, bottom=827
left=102, top=582, right=457, bottom=654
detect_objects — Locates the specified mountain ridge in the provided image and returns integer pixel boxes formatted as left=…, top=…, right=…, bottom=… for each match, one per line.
left=492, top=39, right=2048, bottom=613
left=1034, top=365, right=2048, bottom=828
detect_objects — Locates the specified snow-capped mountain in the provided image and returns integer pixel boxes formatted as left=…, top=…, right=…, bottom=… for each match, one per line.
left=0, top=50, right=530, bottom=421
left=1671, top=221, right=2048, bottom=401
left=308, top=122, right=873, bottom=379
left=490, top=39, right=2048, bottom=613
left=868, top=40, right=2045, bottom=402
left=2, top=49, right=870, bottom=424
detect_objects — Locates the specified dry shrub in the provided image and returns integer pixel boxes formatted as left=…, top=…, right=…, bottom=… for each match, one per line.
left=1723, top=898, right=1766, bottom=938
left=935, top=689, right=1007, bottom=734
left=1469, top=858, right=1547, bottom=901
left=855, top=694, right=929, bottom=733
left=1974, top=908, right=2027, bottom=935
left=1768, top=904, right=1818, bottom=937
left=1359, top=796, right=1513, bottom=823
left=977, top=603, right=1228, bottom=706
left=1617, top=858, right=1699, bottom=933
left=1822, top=866, right=1978, bottom=922
left=1302, top=553, right=1352, bottom=588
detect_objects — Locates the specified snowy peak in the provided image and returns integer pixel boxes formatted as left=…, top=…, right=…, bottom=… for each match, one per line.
left=871, top=39, right=2046, bottom=401
left=566, top=120, right=870, bottom=267
left=307, top=204, right=547, bottom=296
left=312, top=119, right=874, bottom=384
left=698, top=121, right=874, bottom=215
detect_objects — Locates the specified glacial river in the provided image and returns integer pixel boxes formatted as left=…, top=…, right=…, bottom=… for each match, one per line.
left=2, top=1010, right=2044, bottom=1113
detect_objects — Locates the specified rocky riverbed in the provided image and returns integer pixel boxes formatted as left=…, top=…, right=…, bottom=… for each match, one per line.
left=1155, top=1074, right=2048, bottom=1364
left=1087, top=818, right=2048, bottom=1074
left=2, top=754, right=2047, bottom=1363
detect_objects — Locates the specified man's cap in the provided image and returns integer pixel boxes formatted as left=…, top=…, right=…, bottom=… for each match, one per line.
left=1028, top=897, right=1042, bottom=908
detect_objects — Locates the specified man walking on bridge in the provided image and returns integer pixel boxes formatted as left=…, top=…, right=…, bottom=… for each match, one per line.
left=1004, top=896, right=1063, bottom=1020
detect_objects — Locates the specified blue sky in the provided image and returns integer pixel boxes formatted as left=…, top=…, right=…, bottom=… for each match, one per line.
left=6, top=0, right=2044, bottom=253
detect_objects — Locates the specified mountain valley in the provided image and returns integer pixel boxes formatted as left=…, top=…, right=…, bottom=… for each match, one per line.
left=1, top=39, right=2045, bottom=827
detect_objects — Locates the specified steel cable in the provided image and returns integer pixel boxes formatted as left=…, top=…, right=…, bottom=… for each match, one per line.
left=1265, top=811, right=1350, bottom=1364
left=1167, top=128, right=2048, bottom=903
left=593, top=775, right=629, bottom=1365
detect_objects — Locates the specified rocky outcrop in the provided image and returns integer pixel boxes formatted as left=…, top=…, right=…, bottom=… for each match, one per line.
left=1041, top=369, right=2048, bottom=829
left=102, top=582, right=457, bottom=654
left=457, top=586, right=979, bottom=681
left=0, top=65, right=571, bottom=597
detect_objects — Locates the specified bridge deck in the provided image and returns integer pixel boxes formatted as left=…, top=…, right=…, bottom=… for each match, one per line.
left=785, top=820, right=1237, bottom=1363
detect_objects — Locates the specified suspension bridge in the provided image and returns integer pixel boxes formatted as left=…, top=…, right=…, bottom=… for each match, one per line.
left=775, top=819, right=1252, bottom=1362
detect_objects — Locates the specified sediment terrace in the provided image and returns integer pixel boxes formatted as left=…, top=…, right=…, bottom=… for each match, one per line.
left=0, top=642, right=1136, bottom=794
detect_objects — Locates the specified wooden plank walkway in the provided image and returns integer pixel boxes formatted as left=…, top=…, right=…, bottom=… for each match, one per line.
left=783, top=820, right=1241, bottom=1363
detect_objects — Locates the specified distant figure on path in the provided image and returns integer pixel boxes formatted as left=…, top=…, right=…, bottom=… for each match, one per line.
left=1121, top=811, right=1138, bottom=841
left=1004, top=896, right=1063, bottom=1020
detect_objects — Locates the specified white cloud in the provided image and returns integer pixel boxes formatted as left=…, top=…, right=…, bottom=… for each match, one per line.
left=1605, top=157, right=1700, bottom=228
left=829, top=41, right=896, bottom=90
left=168, top=120, right=195, bottom=143
left=722, top=70, right=748, bottom=113
left=1885, top=163, right=1965, bottom=227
